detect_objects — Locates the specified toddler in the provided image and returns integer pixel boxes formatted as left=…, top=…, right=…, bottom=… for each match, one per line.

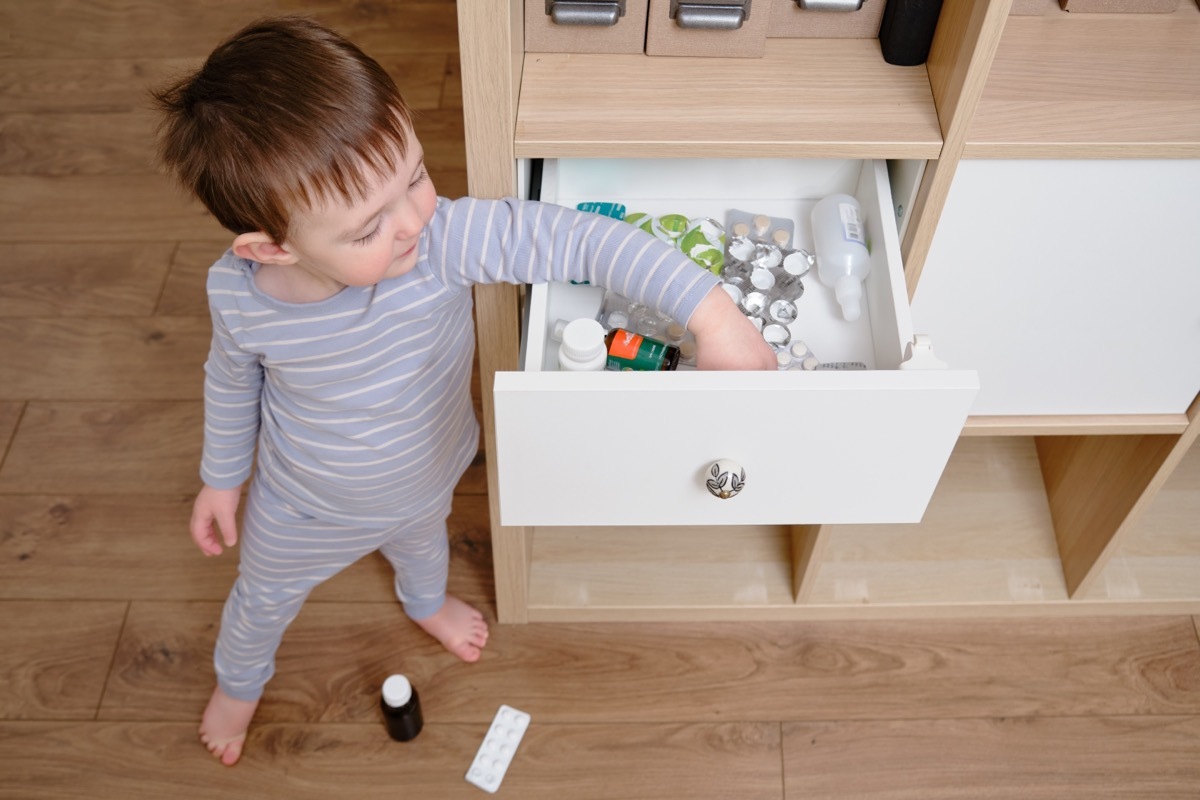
left=152, top=16, right=774, bottom=767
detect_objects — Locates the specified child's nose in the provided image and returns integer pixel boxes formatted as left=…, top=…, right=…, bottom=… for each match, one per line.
left=394, top=205, right=423, bottom=240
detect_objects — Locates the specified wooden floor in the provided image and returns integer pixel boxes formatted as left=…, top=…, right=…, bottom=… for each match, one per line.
left=3, top=3, right=1200, bottom=797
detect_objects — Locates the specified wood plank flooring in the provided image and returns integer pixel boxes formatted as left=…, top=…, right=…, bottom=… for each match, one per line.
left=2, top=3, right=1200, bottom=797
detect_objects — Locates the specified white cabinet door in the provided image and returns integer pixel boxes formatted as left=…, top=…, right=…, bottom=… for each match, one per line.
left=913, top=159, right=1200, bottom=416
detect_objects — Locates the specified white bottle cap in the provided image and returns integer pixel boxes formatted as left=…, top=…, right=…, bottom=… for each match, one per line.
left=835, top=275, right=863, bottom=322
left=561, top=318, right=606, bottom=361
left=382, top=674, right=412, bottom=707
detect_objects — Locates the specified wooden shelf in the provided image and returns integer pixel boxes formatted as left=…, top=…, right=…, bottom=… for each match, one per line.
left=967, top=6, right=1200, bottom=158
left=961, top=414, right=1193, bottom=437
left=515, top=38, right=943, bottom=160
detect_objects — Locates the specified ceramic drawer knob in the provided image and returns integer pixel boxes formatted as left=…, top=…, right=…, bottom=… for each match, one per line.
left=705, top=459, right=745, bottom=499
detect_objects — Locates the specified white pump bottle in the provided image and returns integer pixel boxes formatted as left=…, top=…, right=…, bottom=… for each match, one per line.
left=811, top=194, right=870, bottom=322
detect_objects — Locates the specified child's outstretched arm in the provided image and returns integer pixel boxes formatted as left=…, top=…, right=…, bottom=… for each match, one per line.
left=687, top=285, right=778, bottom=371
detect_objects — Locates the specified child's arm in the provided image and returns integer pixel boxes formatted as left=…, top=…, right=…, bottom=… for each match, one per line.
left=688, top=285, right=778, bottom=371
left=430, top=198, right=717, bottom=341
left=430, top=197, right=778, bottom=371
left=191, top=289, right=263, bottom=556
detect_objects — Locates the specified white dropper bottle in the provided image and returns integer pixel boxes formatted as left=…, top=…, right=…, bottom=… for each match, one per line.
left=811, top=194, right=871, bottom=322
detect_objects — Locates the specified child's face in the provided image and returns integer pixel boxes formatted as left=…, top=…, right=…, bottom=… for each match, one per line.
left=281, top=131, right=438, bottom=290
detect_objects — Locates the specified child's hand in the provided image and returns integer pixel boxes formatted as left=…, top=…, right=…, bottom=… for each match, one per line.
left=687, top=285, right=778, bottom=371
left=190, top=484, right=243, bottom=556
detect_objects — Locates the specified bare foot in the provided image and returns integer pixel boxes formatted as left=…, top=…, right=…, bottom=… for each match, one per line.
left=199, top=686, right=258, bottom=766
left=413, top=595, right=489, bottom=662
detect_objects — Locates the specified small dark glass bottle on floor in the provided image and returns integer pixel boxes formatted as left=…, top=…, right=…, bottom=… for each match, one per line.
left=381, top=674, right=423, bottom=742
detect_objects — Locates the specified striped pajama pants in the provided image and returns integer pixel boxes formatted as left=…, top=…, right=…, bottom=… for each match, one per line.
left=214, top=480, right=451, bottom=702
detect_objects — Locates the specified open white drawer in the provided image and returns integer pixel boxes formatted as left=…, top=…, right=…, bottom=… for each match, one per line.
left=493, top=158, right=979, bottom=527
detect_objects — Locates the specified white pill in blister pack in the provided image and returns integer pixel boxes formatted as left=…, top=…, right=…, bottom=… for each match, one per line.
left=465, top=705, right=530, bottom=793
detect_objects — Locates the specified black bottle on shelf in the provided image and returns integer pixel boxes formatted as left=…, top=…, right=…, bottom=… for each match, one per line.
left=878, top=0, right=945, bottom=67
left=381, top=674, right=424, bottom=742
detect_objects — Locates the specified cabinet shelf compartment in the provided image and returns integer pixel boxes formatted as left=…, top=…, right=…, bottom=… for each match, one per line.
left=515, top=38, right=943, bottom=160
left=967, top=4, right=1200, bottom=158
left=804, top=436, right=1071, bottom=611
left=493, top=157, right=977, bottom=529
left=1080, top=430, right=1200, bottom=606
left=526, top=524, right=800, bottom=621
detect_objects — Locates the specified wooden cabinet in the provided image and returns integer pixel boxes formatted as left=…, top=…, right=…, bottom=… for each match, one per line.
left=456, top=0, right=1200, bottom=622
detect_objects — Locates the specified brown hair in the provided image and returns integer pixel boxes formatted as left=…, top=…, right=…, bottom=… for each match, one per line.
left=151, top=16, right=414, bottom=243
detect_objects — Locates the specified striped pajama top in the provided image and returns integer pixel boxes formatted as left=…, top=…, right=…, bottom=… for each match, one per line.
left=200, top=196, right=721, bottom=527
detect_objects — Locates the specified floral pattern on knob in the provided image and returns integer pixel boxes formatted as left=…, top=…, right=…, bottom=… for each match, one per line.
left=706, top=459, right=745, bottom=500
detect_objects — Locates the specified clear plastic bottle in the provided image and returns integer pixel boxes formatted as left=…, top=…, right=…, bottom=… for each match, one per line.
left=811, top=194, right=870, bottom=322
left=557, top=318, right=608, bottom=371
left=381, top=674, right=423, bottom=742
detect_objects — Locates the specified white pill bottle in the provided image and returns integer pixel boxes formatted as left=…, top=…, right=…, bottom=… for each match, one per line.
left=557, top=318, right=608, bottom=371
left=811, top=193, right=870, bottom=322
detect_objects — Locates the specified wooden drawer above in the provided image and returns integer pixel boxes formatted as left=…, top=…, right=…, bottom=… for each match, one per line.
left=527, top=0, right=650, bottom=54
left=493, top=158, right=978, bottom=527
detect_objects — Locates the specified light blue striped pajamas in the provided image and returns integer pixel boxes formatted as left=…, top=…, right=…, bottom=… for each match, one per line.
left=200, top=196, right=720, bottom=701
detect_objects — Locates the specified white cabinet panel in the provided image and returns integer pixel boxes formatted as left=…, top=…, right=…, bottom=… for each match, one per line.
left=913, top=159, right=1200, bottom=416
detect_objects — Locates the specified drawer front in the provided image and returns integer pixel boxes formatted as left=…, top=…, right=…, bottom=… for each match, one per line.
left=645, top=0, right=769, bottom=57
left=769, top=0, right=886, bottom=39
left=527, top=0, right=650, bottom=54
left=494, top=370, right=977, bottom=525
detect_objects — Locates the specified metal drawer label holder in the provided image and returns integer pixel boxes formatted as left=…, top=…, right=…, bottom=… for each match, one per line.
left=546, top=0, right=626, bottom=26
left=670, top=0, right=752, bottom=29
left=794, top=0, right=866, bottom=11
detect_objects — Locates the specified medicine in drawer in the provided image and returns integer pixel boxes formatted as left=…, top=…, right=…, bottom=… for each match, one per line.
left=541, top=195, right=875, bottom=372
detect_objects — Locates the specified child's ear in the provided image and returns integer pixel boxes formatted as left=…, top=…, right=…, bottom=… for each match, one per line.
left=231, top=231, right=298, bottom=265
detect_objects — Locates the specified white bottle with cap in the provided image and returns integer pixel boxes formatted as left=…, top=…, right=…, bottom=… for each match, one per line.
left=557, top=318, right=608, bottom=371
left=811, top=193, right=870, bottom=322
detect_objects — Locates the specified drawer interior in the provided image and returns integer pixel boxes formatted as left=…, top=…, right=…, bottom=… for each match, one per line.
left=523, top=158, right=914, bottom=374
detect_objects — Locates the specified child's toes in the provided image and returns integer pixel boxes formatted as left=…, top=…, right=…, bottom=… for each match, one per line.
left=219, top=737, right=245, bottom=766
left=201, top=733, right=246, bottom=767
left=455, top=641, right=483, bottom=662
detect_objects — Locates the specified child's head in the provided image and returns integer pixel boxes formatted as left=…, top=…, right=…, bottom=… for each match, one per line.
left=151, top=16, right=415, bottom=245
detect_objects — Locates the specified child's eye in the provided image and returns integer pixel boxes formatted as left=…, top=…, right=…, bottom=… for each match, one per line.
left=410, top=167, right=428, bottom=189
left=353, top=225, right=381, bottom=246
